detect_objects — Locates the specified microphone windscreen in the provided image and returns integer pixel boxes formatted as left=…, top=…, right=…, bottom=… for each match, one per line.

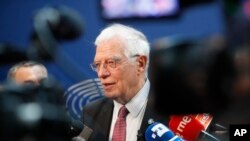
left=192, top=113, right=213, bottom=130
left=169, top=115, right=205, bottom=141
left=78, top=124, right=93, bottom=141
left=69, top=119, right=84, bottom=137
left=145, top=122, right=183, bottom=141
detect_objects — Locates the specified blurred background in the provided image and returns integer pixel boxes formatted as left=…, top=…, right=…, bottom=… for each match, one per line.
left=0, top=0, right=250, bottom=140
left=0, top=0, right=225, bottom=88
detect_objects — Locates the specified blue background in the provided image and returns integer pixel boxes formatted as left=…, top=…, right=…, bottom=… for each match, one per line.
left=0, top=0, right=226, bottom=90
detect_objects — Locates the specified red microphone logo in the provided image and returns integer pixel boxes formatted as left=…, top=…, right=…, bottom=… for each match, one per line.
left=193, top=113, right=213, bottom=130
left=169, top=115, right=205, bottom=141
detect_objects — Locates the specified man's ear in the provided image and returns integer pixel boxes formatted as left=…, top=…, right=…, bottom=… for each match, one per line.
left=137, top=55, right=147, bottom=73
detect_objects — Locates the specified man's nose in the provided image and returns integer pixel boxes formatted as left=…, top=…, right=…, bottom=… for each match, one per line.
left=97, top=64, right=110, bottom=78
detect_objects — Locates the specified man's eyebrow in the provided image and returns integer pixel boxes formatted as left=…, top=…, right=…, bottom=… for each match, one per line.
left=94, top=56, right=120, bottom=62
left=23, top=80, right=36, bottom=84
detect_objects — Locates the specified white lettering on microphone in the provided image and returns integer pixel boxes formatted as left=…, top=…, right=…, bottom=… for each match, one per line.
left=151, top=123, right=169, bottom=138
left=176, top=116, right=191, bottom=133
left=200, top=113, right=210, bottom=124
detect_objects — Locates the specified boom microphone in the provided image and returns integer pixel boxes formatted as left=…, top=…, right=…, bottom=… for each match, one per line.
left=145, top=122, right=184, bottom=141
left=169, top=115, right=220, bottom=141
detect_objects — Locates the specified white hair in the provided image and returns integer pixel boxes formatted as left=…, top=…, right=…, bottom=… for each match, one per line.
left=95, top=23, right=150, bottom=76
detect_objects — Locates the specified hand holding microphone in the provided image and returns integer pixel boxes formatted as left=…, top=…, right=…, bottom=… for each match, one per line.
left=145, top=122, right=184, bottom=141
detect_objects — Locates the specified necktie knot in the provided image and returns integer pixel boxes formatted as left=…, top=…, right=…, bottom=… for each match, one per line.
left=118, top=106, right=129, bottom=118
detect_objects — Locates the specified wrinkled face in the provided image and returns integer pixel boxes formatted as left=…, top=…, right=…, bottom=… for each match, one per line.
left=94, top=38, right=146, bottom=104
left=14, top=66, right=46, bottom=86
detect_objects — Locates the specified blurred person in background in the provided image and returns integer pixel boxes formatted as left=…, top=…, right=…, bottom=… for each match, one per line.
left=1, top=61, right=71, bottom=141
left=5, top=60, right=66, bottom=107
left=7, top=60, right=48, bottom=86
left=233, top=46, right=250, bottom=97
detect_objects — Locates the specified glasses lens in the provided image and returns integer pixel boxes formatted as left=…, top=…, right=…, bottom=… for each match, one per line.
left=90, top=57, right=126, bottom=72
left=90, top=63, right=97, bottom=71
left=107, top=59, right=116, bottom=68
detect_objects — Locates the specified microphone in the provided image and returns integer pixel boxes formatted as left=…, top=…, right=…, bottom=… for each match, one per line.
left=169, top=115, right=220, bottom=141
left=192, top=113, right=213, bottom=130
left=71, top=136, right=86, bottom=141
left=145, top=122, right=184, bottom=141
left=68, top=119, right=93, bottom=141
left=194, top=114, right=228, bottom=140
left=69, top=119, right=84, bottom=137
left=77, top=124, right=93, bottom=141
left=0, top=43, right=28, bottom=64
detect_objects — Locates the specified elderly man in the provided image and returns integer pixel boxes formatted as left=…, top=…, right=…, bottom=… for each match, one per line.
left=78, top=23, right=168, bottom=141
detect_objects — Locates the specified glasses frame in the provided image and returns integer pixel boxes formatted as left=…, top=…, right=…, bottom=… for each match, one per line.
left=90, top=54, right=139, bottom=72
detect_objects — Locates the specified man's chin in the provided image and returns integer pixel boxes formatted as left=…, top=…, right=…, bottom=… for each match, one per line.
left=104, top=92, right=118, bottom=99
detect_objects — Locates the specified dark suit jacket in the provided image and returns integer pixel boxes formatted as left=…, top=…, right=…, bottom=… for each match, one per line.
left=80, top=92, right=169, bottom=141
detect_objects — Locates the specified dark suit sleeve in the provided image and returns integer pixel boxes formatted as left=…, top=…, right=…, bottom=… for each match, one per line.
left=138, top=92, right=170, bottom=141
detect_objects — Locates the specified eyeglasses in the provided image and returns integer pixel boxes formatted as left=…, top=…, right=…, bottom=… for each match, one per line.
left=90, top=55, right=139, bottom=72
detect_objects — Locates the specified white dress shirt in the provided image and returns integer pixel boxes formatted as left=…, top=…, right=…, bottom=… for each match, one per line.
left=109, top=79, right=150, bottom=141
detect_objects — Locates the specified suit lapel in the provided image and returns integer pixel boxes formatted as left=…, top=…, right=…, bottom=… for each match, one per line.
left=83, top=98, right=114, bottom=141
left=97, top=99, right=114, bottom=140
left=137, top=91, right=170, bottom=141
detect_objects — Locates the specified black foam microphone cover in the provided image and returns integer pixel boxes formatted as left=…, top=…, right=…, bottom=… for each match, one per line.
left=34, top=5, right=84, bottom=41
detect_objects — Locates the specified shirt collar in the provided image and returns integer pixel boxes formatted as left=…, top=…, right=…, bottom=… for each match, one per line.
left=113, top=79, right=150, bottom=117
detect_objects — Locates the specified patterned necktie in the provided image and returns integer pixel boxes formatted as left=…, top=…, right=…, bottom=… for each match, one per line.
left=112, top=106, right=129, bottom=141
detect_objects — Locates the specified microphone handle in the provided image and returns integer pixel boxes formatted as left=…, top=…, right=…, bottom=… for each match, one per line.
left=71, top=136, right=86, bottom=141
left=78, top=124, right=93, bottom=141
left=200, top=130, right=220, bottom=141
